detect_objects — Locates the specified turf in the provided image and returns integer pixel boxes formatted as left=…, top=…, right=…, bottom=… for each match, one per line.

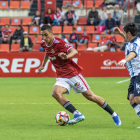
left=0, top=77, right=140, bottom=140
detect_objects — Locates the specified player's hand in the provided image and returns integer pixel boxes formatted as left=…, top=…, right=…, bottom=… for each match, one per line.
left=38, top=65, right=44, bottom=74
left=117, top=59, right=126, bottom=67
left=113, top=27, right=121, bottom=34
left=58, top=52, right=68, bottom=60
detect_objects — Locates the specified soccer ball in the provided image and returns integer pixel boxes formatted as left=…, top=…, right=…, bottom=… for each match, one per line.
left=55, top=111, right=70, bottom=126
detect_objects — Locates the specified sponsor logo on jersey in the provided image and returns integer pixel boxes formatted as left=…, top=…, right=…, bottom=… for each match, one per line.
left=48, top=56, right=56, bottom=61
left=136, top=83, right=140, bottom=94
left=74, top=82, right=80, bottom=87
left=100, top=59, right=126, bottom=70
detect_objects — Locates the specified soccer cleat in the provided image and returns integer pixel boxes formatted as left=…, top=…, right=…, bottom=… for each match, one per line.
left=67, top=114, right=85, bottom=125
left=112, top=114, right=121, bottom=125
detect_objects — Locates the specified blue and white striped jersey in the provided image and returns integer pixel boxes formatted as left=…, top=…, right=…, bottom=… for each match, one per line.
left=125, top=37, right=140, bottom=77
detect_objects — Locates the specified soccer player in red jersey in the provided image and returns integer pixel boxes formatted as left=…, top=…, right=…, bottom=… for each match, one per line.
left=38, top=25, right=121, bottom=125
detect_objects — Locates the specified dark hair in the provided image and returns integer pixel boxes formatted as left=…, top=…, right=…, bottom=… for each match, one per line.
left=41, top=25, right=52, bottom=32
left=17, top=25, right=23, bottom=32
left=73, top=28, right=76, bottom=30
left=123, top=22, right=138, bottom=36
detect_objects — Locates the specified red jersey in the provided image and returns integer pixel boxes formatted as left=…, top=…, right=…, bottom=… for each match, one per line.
left=2, top=29, right=12, bottom=38
left=81, top=33, right=90, bottom=41
left=41, top=37, right=83, bottom=78
left=99, top=37, right=108, bottom=45
left=45, top=14, right=54, bottom=20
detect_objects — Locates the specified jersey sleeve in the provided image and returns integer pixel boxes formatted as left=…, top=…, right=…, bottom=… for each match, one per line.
left=130, top=42, right=140, bottom=57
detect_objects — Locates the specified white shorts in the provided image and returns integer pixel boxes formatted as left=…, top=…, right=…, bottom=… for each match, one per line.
left=54, top=74, right=90, bottom=94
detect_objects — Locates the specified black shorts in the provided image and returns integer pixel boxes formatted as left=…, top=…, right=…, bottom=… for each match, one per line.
left=127, top=73, right=140, bottom=100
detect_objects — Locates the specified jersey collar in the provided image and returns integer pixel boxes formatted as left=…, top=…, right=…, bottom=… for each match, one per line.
left=130, top=36, right=137, bottom=43
left=45, top=37, right=55, bottom=47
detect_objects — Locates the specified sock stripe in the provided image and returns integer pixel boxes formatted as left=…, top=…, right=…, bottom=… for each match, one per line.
left=101, top=102, right=107, bottom=109
left=63, top=101, right=71, bottom=108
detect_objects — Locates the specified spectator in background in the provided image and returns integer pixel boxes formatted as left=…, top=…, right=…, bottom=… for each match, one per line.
left=104, top=13, right=116, bottom=34
left=115, top=0, right=124, bottom=5
left=122, top=0, right=133, bottom=15
left=64, top=5, right=79, bottom=26
left=87, top=7, right=99, bottom=26
left=29, top=11, right=41, bottom=26
left=69, top=28, right=79, bottom=45
left=43, top=8, right=55, bottom=26
left=2, top=24, right=12, bottom=44
left=99, top=6, right=109, bottom=26
left=136, top=0, right=140, bottom=14
left=113, top=5, right=121, bottom=27
left=78, top=28, right=90, bottom=45
left=53, top=7, right=65, bottom=26
left=104, top=0, right=117, bottom=8
left=0, top=27, right=2, bottom=44
left=12, top=25, right=24, bottom=44
left=93, top=32, right=109, bottom=52
left=108, top=33, right=120, bottom=51
left=20, top=32, right=33, bottom=52
left=57, top=33, right=69, bottom=43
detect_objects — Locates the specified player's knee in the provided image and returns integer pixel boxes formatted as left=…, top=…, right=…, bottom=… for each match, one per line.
left=129, top=99, right=134, bottom=105
left=52, top=90, right=61, bottom=99
left=134, top=97, right=140, bottom=104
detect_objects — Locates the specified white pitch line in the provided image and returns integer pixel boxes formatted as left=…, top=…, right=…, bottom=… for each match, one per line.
left=0, top=103, right=129, bottom=105
left=116, top=79, right=130, bottom=84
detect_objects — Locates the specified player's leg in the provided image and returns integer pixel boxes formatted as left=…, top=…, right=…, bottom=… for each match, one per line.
left=82, top=89, right=121, bottom=125
left=71, top=74, right=121, bottom=125
left=52, top=83, right=83, bottom=118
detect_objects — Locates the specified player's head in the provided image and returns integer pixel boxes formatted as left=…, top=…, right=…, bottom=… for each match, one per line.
left=73, top=28, right=76, bottom=33
left=41, top=25, right=53, bottom=44
left=123, top=22, right=138, bottom=42
left=101, top=32, right=106, bottom=38
left=5, top=24, right=9, bottom=30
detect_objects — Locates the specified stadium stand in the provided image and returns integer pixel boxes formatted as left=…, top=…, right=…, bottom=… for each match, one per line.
left=11, top=18, right=21, bottom=26
left=0, top=0, right=136, bottom=53
left=22, top=18, right=32, bottom=26
left=0, top=44, right=9, bottom=52
left=0, top=18, right=10, bottom=26
left=33, top=44, right=41, bottom=52
left=11, top=44, right=20, bottom=52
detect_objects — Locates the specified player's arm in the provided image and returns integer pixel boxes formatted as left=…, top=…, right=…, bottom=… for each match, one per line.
left=117, top=52, right=136, bottom=67
left=58, top=48, right=78, bottom=60
left=113, top=27, right=126, bottom=40
left=38, top=52, right=48, bottom=74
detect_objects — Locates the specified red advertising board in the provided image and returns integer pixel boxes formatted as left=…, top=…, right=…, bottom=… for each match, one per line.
left=0, top=52, right=129, bottom=77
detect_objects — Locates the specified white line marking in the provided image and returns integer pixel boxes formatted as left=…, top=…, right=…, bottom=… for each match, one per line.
left=0, top=103, right=129, bottom=105
left=116, top=79, right=130, bottom=84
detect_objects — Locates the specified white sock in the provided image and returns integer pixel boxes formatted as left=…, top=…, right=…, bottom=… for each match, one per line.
left=134, top=104, right=140, bottom=116
left=111, top=112, right=117, bottom=117
left=73, top=110, right=82, bottom=115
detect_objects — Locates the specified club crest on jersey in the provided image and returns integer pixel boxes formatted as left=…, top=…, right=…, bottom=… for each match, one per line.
left=51, top=49, right=55, bottom=53
left=133, top=43, right=137, bottom=50
left=74, top=82, right=80, bottom=87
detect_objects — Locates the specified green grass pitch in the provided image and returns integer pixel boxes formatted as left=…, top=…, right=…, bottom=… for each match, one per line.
left=0, top=77, right=140, bottom=140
